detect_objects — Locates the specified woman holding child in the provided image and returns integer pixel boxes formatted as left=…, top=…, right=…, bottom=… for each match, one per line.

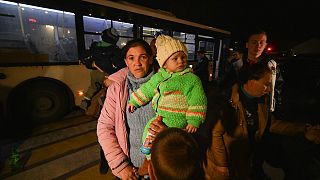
left=97, top=39, right=155, bottom=180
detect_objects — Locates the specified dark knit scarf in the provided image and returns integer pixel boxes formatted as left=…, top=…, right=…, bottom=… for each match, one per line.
left=126, top=70, right=154, bottom=91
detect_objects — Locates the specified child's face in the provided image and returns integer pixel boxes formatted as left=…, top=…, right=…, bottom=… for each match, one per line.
left=163, top=51, right=187, bottom=73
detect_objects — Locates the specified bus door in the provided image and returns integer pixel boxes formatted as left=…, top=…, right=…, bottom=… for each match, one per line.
left=197, top=35, right=215, bottom=81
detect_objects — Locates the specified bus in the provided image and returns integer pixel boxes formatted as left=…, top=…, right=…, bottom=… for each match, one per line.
left=0, top=0, right=231, bottom=133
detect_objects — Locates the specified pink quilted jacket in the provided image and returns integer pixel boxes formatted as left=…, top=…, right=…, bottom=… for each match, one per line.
left=97, top=67, right=129, bottom=177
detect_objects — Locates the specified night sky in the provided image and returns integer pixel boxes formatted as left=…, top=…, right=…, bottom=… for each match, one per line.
left=124, top=0, right=319, bottom=51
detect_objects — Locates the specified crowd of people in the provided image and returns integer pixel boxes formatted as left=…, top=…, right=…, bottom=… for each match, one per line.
left=79, top=27, right=320, bottom=180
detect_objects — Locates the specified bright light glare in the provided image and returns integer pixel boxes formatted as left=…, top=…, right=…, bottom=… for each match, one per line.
left=0, top=0, right=16, bottom=5
left=20, top=3, right=74, bottom=15
left=78, top=91, right=84, bottom=96
left=45, top=25, right=54, bottom=30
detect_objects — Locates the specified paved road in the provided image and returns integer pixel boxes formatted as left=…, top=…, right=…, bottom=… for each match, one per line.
left=0, top=115, right=116, bottom=180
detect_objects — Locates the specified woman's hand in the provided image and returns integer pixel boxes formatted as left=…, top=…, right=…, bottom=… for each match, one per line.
left=185, top=124, right=198, bottom=133
left=305, top=124, right=320, bottom=144
left=148, top=116, right=166, bottom=137
left=127, top=103, right=136, bottom=113
left=119, top=165, right=139, bottom=180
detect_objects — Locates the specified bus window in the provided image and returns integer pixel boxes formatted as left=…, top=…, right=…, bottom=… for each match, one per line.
left=186, top=33, right=195, bottom=44
left=113, top=21, right=133, bottom=37
left=83, top=16, right=112, bottom=49
left=0, top=0, right=78, bottom=63
left=173, top=31, right=185, bottom=42
left=84, top=34, right=101, bottom=50
left=113, top=21, right=133, bottom=48
left=83, top=16, right=112, bottom=33
left=198, top=40, right=215, bottom=60
left=185, top=44, right=195, bottom=60
left=83, top=17, right=133, bottom=48
left=142, top=26, right=170, bottom=43
left=173, top=31, right=196, bottom=60
left=143, top=26, right=161, bottom=43
left=118, top=37, right=133, bottom=48
left=0, top=1, right=23, bottom=49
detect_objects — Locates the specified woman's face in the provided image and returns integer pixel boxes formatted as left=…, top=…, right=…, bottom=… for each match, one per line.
left=246, top=72, right=272, bottom=97
left=125, top=46, right=153, bottom=78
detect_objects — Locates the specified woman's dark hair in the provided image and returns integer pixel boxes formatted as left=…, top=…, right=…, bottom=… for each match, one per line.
left=238, top=61, right=271, bottom=85
left=121, top=38, right=152, bottom=59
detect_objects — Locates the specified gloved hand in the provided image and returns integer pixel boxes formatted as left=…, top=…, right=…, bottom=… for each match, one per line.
left=80, top=56, right=95, bottom=70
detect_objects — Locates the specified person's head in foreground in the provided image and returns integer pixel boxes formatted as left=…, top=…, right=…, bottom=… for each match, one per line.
left=155, top=35, right=188, bottom=73
left=149, top=128, right=202, bottom=180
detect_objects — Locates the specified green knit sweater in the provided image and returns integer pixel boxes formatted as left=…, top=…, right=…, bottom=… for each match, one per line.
left=129, top=67, right=207, bottom=129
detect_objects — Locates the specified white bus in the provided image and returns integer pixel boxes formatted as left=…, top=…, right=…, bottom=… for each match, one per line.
left=0, top=0, right=231, bottom=133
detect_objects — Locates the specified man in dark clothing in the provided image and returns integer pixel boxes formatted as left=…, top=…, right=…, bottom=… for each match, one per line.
left=79, top=27, right=125, bottom=174
left=217, top=28, right=284, bottom=179
left=195, top=49, right=209, bottom=92
left=80, top=28, right=125, bottom=110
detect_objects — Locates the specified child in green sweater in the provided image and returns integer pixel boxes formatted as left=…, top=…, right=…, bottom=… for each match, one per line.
left=128, top=35, right=207, bottom=176
left=128, top=34, right=207, bottom=152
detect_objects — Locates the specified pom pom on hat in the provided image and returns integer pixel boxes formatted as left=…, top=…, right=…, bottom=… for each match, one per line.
left=155, top=35, right=188, bottom=67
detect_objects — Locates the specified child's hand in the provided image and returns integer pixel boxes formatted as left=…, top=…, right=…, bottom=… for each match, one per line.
left=185, top=124, right=197, bottom=133
left=127, top=103, right=136, bottom=113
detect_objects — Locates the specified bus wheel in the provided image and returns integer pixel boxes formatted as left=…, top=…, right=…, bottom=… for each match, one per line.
left=7, top=77, right=75, bottom=126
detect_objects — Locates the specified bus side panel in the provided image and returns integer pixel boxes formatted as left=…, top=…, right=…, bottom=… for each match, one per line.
left=0, top=65, right=90, bottom=114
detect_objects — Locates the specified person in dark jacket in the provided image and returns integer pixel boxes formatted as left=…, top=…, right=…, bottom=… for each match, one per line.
left=80, top=27, right=125, bottom=110
left=195, top=49, right=210, bottom=92
left=218, top=27, right=284, bottom=179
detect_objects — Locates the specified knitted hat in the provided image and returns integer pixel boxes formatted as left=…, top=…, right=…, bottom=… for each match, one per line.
left=101, top=28, right=119, bottom=44
left=155, top=35, right=188, bottom=67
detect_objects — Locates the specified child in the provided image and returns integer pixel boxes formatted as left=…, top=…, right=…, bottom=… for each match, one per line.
left=128, top=35, right=207, bottom=163
left=148, top=128, right=203, bottom=180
